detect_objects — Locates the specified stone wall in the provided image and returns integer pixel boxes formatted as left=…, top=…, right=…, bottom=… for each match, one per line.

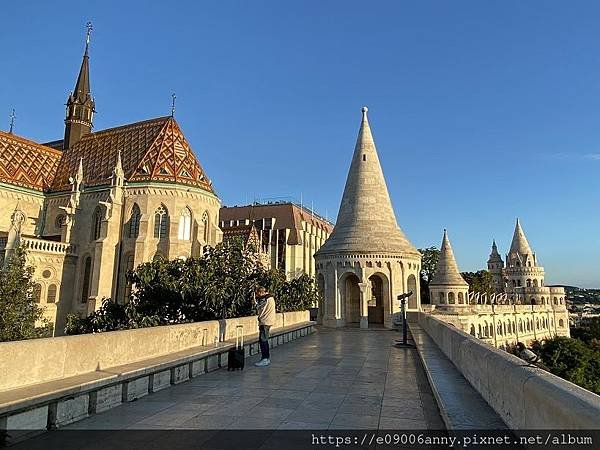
left=0, top=311, right=309, bottom=392
left=418, top=313, right=600, bottom=429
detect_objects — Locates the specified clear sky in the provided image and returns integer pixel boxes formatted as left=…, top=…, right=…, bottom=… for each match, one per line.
left=2, top=1, right=599, bottom=287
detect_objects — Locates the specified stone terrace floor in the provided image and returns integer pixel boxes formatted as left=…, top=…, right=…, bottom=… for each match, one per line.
left=18, top=327, right=444, bottom=448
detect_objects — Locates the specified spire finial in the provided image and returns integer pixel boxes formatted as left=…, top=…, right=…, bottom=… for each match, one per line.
left=361, top=106, right=368, bottom=119
left=85, top=21, right=93, bottom=56
left=171, top=93, right=176, bottom=117
left=8, top=109, right=15, bottom=134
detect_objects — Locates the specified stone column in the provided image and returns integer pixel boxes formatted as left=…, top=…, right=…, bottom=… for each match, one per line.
left=358, top=281, right=370, bottom=329
left=334, top=266, right=343, bottom=327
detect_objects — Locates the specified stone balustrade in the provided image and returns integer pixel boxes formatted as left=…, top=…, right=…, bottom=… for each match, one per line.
left=21, top=237, right=77, bottom=256
left=0, top=311, right=314, bottom=439
left=418, top=313, right=600, bottom=429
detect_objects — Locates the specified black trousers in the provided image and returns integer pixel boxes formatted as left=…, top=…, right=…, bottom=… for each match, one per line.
left=259, top=325, right=271, bottom=359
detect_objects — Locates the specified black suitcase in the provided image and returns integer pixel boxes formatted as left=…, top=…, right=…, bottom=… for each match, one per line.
left=227, top=325, right=245, bottom=371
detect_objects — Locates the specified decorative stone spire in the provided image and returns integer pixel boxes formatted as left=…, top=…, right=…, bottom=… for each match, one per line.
left=487, top=239, right=503, bottom=263
left=63, top=22, right=95, bottom=150
left=430, top=230, right=468, bottom=287
left=316, top=107, right=418, bottom=256
left=508, top=219, right=535, bottom=264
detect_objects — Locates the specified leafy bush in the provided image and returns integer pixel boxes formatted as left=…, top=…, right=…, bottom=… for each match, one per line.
left=65, top=238, right=319, bottom=335
left=0, top=247, right=50, bottom=342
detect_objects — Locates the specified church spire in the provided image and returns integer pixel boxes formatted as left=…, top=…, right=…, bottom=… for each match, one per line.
left=316, top=106, right=418, bottom=256
left=63, top=22, right=95, bottom=150
left=430, top=230, right=468, bottom=287
left=488, top=239, right=502, bottom=263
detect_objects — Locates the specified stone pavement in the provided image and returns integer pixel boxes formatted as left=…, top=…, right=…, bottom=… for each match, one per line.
left=17, top=327, right=444, bottom=448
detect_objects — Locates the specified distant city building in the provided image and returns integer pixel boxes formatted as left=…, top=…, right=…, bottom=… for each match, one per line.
left=219, top=202, right=333, bottom=279
left=0, top=29, right=221, bottom=334
left=315, top=107, right=422, bottom=329
left=427, top=224, right=570, bottom=348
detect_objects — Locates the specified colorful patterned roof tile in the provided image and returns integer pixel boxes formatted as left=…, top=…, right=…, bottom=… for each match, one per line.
left=51, top=117, right=214, bottom=193
left=0, top=131, right=62, bottom=191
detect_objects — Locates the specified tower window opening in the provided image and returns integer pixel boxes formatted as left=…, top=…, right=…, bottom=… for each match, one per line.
left=362, top=154, right=366, bottom=161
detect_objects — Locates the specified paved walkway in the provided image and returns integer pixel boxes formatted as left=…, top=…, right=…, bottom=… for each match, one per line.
left=18, top=327, right=444, bottom=448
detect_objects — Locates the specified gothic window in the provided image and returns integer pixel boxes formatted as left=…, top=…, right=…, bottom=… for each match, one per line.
left=201, top=211, right=209, bottom=243
left=32, top=283, right=42, bottom=303
left=178, top=207, right=192, bottom=241
left=81, top=257, right=92, bottom=303
left=154, top=205, right=169, bottom=239
left=55, top=214, right=66, bottom=229
left=47, top=284, right=57, bottom=303
left=92, top=207, right=103, bottom=241
left=129, top=204, right=141, bottom=238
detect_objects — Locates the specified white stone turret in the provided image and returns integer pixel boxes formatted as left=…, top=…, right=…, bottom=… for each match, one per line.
left=487, top=240, right=504, bottom=293
left=504, top=219, right=545, bottom=295
left=429, top=230, right=469, bottom=308
left=315, top=107, right=421, bottom=329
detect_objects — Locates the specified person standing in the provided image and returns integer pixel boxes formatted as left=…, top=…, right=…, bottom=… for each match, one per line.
left=253, top=286, right=275, bottom=367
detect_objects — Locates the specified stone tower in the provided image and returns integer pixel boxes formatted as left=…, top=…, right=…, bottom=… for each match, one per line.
left=487, top=240, right=504, bottom=293
left=64, top=25, right=95, bottom=150
left=504, top=219, right=545, bottom=297
left=429, top=230, right=469, bottom=308
left=315, top=107, right=421, bottom=329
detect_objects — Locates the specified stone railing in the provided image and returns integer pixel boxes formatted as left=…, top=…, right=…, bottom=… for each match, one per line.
left=0, top=311, right=314, bottom=439
left=418, top=313, right=600, bottom=429
left=21, top=237, right=77, bottom=256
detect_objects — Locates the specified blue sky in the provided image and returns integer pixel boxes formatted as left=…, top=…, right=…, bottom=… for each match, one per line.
left=2, top=1, right=599, bottom=287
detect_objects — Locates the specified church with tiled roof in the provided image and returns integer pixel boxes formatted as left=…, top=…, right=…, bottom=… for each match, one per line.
left=0, top=26, right=222, bottom=333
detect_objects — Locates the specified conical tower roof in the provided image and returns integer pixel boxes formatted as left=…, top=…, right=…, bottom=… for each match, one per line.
left=509, top=219, right=533, bottom=257
left=430, top=230, right=468, bottom=286
left=487, top=240, right=503, bottom=263
left=316, top=107, right=418, bottom=256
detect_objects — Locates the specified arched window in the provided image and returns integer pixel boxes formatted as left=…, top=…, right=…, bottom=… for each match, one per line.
left=470, top=325, right=476, bottom=336
left=478, top=324, right=482, bottom=337
left=47, top=284, right=57, bottom=303
left=92, top=207, right=103, bottom=241
left=438, top=292, right=445, bottom=304
left=497, top=324, right=502, bottom=336
left=526, top=279, right=532, bottom=287
left=517, top=280, right=522, bottom=287
left=530, top=298, right=536, bottom=305
left=178, top=207, right=192, bottom=241
left=448, top=292, right=455, bottom=304
left=533, top=279, right=538, bottom=287
left=201, top=211, right=209, bottom=243
left=512, top=280, right=517, bottom=287
left=553, top=297, right=558, bottom=305
left=458, top=292, right=464, bottom=304
left=32, top=283, right=42, bottom=303
left=559, top=319, right=564, bottom=327
left=81, top=257, right=92, bottom=303
left=154, top=205, right=169, bottom=239
left=129, top=204, right=141, bottom=238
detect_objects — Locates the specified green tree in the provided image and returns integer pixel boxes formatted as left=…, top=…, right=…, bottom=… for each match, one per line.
left=461, top=270, right=494, bottom=302
left=65, top=238, right=318, bottom=335
left=535, top=336, right=600, bottom=395
left=418, top=247, right=439, bottom=304
left=0, top=247, right=49, bottom=342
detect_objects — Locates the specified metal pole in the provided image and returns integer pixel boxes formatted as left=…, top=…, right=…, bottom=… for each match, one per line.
left=401, top=299, right=407, bottom=345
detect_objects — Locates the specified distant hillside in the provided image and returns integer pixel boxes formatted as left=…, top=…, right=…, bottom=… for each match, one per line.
left=549, top=285, right=600, bottom=304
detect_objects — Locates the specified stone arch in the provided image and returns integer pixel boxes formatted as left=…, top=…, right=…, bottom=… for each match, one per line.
left=368, top=272, right=388, bottom=325
left=439, top=291, right=446, bottom=304
left=317, top=273, right=325, bottom=321
left=341, top=272, right=361, bottom=324
left=458, top=292, right=464, bottom=304
left=406, top=274, right=417, bottom=309
left=448, top=292, right=455, bottom=304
